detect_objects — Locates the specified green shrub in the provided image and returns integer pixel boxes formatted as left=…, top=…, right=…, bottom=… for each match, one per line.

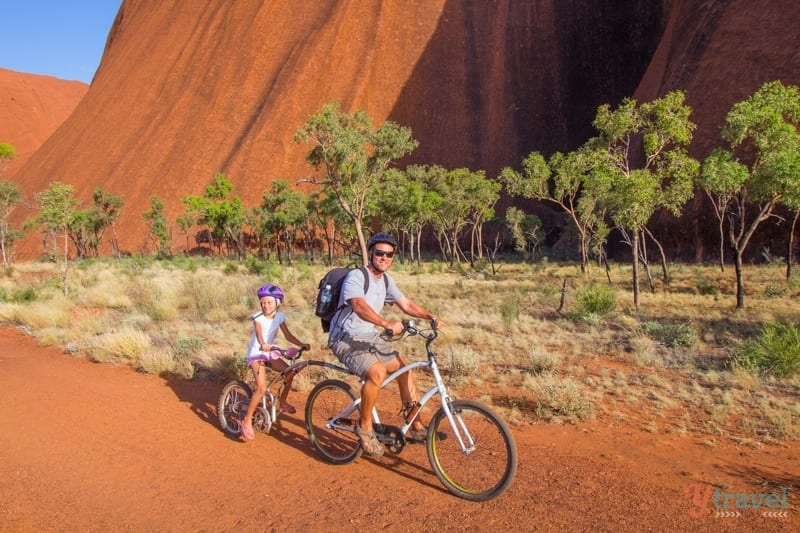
left=499, top=296, right=519, bottom=330
left=570, top=283, right=616, bottom=320
left=734, top=321, right=800, bottom=377
left=641, top=321, right=698, bottom=348
left=2, top=287, right=37, bottom=303
left=173, top=336, right=206, bottom=358
left=695, top=274, right=720, bottom=296
left=763, top=284, right=787, bottom=298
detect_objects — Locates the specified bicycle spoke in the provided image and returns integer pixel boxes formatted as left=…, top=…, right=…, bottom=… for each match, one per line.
left=427, top=400, right=517, bottom=501
left=305, top=380, right=362, bottom=464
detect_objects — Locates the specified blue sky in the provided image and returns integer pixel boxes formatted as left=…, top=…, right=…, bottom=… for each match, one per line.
left=0, top=2, right=121, bottom=84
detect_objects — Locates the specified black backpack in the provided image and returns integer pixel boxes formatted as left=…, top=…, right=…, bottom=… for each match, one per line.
left=314, top=266, right=388, bottom=332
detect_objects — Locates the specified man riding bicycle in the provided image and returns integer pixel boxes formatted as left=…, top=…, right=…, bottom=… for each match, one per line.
left=328, top=233, right=440, bottom=456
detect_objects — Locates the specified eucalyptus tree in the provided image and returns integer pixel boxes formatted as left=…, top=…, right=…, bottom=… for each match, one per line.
left=423, top=167, right=499, bottom=265
left=141, top=196, right=172, bottom=258
left=500, top=146, right=612, bottom=275
left=258, top=179, right=308, bottom=264
left=505, top=206, right=544, bottom=261
left=590, top=91, right=698, bottom=308
left=68, top=188, right=124, bottom=258
left=295, top=102, right=418, bottom=265
left=700, top=80, right=800, bottom=307
left=181, top=173, right=245, bottom=258
left=31, top=182, right=77, bottom=291
left=0, top=180, right=23, bottom=266
left=376, top=167, right=442, bottom=264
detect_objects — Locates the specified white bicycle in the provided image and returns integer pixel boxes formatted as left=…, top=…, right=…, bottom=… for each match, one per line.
left=304, top=319, right=518, bottom=501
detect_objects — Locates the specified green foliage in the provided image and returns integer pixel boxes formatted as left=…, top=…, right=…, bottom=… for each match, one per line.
left=424, top=166, right=500, bottom=264
left=501, top=147, right=610, bottom=272
left=499, top=295, right=519, bottom=330
left=735, top=321, right=800, bottom=377
left=66, top=188, right=124, bottom=259
left=181, top=173, right=245, bottom=258
left=505, top=207, right=543, bottom=261
left=701, top=80, right=800, bottom=308
left=0, top=287, right=37, bottom=303
left=0, top=180, right=24, bottom=266
left=640, top=321, right=698, bottom=348
left=295, top=101, right=419, bottom=261
left=255, top=179, right=309, bottom=263
left=570, top=283, right=616, bottom=320
left=173, top=336, right=206, bottom=358
left=695, top=274, right=720, bottom=296
left=0, top=142, right=16, bottom=164
left=141, top=196, right=172, bottom=258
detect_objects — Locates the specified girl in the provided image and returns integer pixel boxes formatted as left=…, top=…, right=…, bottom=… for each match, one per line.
left=240, top=283, right=310, bottom=441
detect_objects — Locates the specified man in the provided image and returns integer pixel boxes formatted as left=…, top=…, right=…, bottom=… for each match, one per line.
left=328, top=233, right=439, bottom=456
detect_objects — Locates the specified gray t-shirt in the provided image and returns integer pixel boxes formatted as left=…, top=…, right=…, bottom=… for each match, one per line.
left=328, top=267, right=404, bottom=342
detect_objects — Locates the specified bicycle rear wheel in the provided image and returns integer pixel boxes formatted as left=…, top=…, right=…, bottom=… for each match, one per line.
left=305, top=379, right=362, bottom=464
left=218, top=380, right=253, bottom=436
left=427, top=399, right=517, bottom=501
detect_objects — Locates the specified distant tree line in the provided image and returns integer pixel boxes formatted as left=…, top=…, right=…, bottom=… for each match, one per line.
left=1, top=81, right=799, bottom=309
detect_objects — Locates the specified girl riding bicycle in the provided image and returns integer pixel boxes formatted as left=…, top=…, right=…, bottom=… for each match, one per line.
left=241, top=283, right=310, bottom=441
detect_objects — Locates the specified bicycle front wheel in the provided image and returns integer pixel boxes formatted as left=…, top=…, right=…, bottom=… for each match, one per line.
left=218, top=380, right=252, bottom=436
left=305, top=379, right=362, bottom=464
left=427, top=399, right=518, bottom=501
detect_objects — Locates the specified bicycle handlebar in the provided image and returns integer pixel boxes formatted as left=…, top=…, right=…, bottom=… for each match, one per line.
left=269, top=345, right=309, bottom=360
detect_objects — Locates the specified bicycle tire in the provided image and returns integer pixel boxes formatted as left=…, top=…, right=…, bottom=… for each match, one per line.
left=426, top=399, right=518, bottom=501
left=218, top=380, right=253, bottom=436
left=305, top=379, right=362, bottom=464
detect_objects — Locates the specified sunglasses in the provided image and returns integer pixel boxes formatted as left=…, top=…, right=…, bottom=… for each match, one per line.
left=373, top=249, right=395, bottom=258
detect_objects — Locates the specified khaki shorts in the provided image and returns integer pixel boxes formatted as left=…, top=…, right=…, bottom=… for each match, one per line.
left=330, top=332, right=400, bottom=378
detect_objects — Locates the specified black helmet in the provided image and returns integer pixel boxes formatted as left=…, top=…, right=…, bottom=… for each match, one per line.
left=368, top=232, right=398, bottom=250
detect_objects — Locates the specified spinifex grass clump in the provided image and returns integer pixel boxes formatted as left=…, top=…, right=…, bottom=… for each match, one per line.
left=569, top=283, right=616, bottom=321
left=641, top=321, right=698, bottom=348
left=735, top=321, right=800, bottom=377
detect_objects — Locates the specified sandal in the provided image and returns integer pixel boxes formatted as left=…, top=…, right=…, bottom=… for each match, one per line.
left=356, top=423, right=384, bottom=456
left=407, top=427, right=427, bottom=443
left=239, top=420, right=255, bottom=441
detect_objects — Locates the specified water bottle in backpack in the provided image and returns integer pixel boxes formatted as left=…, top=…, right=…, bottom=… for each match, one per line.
left=316, top=283, right=333, bottom=316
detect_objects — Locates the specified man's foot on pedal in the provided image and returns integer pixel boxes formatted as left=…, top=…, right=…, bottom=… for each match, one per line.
left=356, top=423, right=385, bottom=456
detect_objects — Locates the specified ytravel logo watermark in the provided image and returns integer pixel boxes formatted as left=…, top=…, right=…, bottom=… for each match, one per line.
left=685, top=483, right=790, bottom=518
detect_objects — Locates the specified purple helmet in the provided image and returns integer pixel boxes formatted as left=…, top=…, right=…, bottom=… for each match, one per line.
left=257, top=284, right=284, bottom=302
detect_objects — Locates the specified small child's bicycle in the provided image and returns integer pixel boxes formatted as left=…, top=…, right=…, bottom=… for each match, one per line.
left=304, top=319, right=518, bottom=501
left=217, top=346, right=314, bottom=437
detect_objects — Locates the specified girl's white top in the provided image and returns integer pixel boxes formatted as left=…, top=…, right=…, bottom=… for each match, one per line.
left=246, top=311, right=285, bottom=358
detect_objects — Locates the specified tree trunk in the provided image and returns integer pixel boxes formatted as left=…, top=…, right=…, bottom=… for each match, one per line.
left=638, top=231, right=655, bottom=293
left=717, top=216, right=725, bottom=272
left=644, top=226, right=670, bottom=284
left=632, top=229, right=640, bottom=309
left=787, top=208, right=799, bottom=280
left=734, top=249, right=745, bottom=309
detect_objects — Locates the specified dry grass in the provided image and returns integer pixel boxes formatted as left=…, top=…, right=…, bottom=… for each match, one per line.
left=1, top=257, right=798, bottom=444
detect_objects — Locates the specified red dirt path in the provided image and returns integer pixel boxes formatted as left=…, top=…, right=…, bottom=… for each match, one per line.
left=0, top=327, right=797, bottom=532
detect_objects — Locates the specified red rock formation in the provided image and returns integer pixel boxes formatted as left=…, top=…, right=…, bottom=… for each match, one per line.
left=0, top=68, right=86, bottom=175
left=10, top=0, right=664, bottom=257
left=633, top=0, right=800, bottom=261
left=8, top=0, right=799, bottom=259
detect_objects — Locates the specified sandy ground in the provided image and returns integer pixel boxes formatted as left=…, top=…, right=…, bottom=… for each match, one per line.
left=0, top=326, right=797, bottom=532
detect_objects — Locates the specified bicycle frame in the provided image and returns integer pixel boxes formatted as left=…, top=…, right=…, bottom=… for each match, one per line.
left=305, top=318, right=518, bottom=501
left=326, top=320, right=476, bottom=452
left=223, top=347, right=350, bottom=434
